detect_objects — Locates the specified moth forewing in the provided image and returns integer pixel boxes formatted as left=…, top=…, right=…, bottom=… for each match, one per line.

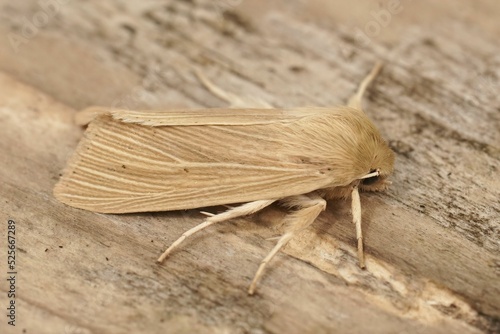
left=53, top=109, right=348, bottom=213
left=54, top=62, right=395, bottom=294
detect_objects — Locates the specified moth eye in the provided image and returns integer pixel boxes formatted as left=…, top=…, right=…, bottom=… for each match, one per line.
left=362, top=169, right=380, bottom=185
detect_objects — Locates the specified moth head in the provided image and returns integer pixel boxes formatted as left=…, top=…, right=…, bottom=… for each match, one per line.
left=359, top=144, right=395, bottom=192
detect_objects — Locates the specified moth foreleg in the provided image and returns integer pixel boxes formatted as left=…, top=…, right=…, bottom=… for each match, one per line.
left=351, top=186, right=365, bottom=268
left=194, top=69, right=273, bottom=108
left=157, top=199, right=275, bottom=263
left=347, top=61, right=383, bottom=110
left=248, top=194, right=326, bottom=295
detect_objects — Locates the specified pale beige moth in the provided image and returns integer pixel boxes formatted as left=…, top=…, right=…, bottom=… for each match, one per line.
left=54, top=63, right=395, bottom=294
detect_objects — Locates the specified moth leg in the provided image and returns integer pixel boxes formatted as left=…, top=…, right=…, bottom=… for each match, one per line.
left=348, top=61, right=383, bottom=110
left=194, top=69, right=273, bottom=108
left=157, top=199, right=275, bottom=263
left=351, top=186, right=365, bottom=268
left=248, top=194, right=326, bottom=295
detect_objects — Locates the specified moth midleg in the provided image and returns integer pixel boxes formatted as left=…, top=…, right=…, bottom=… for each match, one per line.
left=351, top=186, right=365, bottom=268
left=347, top=61, right=383, bottom=110
left=248, top=194, right=326, bottom=295
left=194, top=69, right=273, bottom=108
left=157, top=199, right=275, bottom=263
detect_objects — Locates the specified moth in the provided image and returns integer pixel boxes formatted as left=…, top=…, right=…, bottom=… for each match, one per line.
left=54, top=62, right=394, bottom=294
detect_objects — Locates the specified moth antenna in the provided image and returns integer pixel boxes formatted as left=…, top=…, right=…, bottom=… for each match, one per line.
left=75, top=106, right=111, bottom=126
left=348, top=61, right=383, bottom=110
left=194, top=69, right=232, bottom=102
left=351, top=186, right=366, bottom=268
left=157, top=200, right=275, bottom=263
left=193, top=68, right=272, bottom=108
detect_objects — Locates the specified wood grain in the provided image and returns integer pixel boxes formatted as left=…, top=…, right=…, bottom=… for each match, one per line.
left=0, top=1, right=498, bottom=333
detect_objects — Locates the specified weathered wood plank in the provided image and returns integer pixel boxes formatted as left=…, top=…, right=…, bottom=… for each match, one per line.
left=0, top=1, right=498, bottom=333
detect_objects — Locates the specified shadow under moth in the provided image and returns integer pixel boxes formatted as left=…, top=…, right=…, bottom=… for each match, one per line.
left=54, top=62, right=395, bottom=294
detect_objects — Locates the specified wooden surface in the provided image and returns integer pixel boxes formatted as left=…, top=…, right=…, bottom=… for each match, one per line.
left=0, top=1, right=499, bottom=333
